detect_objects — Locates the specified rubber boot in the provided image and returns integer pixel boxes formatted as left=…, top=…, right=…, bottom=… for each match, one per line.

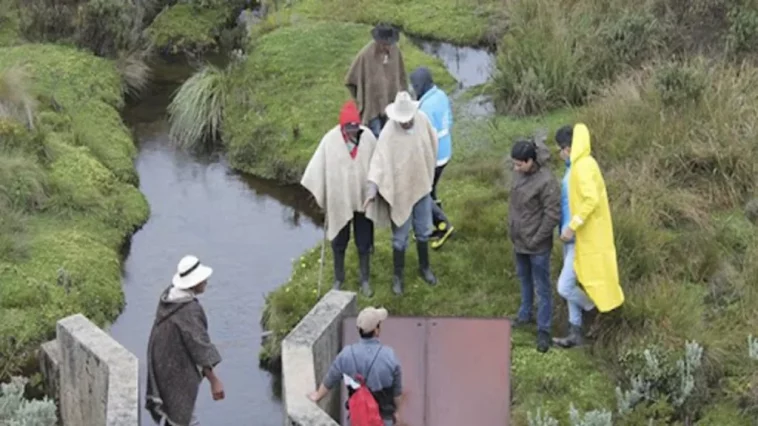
left=332, top=249, right=345, bottom=290
left=392, top=249, right=405, bottom=295
left=553, top=324, right=585, bottom=349
left=359, top=253, right=373, bottom=297
left=537, top=330, right=551, bottom=353
left=416, top=241, right=438, bottom=285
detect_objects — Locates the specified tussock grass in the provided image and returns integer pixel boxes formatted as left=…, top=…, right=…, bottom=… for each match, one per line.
left=0, top=64, right=36, bottom=129
left=116, top=50, right=151, bottom=99
left=168, top=64, right=228, bottom=151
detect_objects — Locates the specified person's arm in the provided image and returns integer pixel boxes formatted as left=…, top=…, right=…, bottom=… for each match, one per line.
left=309, top=353, right=345, bottom=402
left=391, top=362, right=404, bottom=421
left=531, top=177, right=561, bottom=247
left=568, top=162, right=600, bottom=231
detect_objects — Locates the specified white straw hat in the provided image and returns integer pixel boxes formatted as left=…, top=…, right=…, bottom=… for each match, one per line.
left=385, top=91, right=420, bottom=123
left=172, top=255, right=213, bottom=290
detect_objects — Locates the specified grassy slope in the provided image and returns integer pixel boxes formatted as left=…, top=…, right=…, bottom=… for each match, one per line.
left=147, top=3, right=230, bottom=54
left=0, top=44, right=148, bottom=377
left=275, top=0, right=507, bottom=45
left=223, top=20, right=456, bottom=183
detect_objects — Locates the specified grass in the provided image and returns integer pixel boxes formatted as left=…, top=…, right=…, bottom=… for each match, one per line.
left=263, top=0, right=507, bottom=45
left=0, top=43, right=148, bottom=380
left=0, top=0, right=22, bottom=47
left=168, top=64, right=228, bottom=151
left=146, top=3, right=230, bottom=55
left=220, top=20, right=456, bottom=182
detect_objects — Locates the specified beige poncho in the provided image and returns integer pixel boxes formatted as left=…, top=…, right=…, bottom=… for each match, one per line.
left=301, top=125, right=390, bottom=241
left=345, top=41, right=409, bottom=125
left=367, top=111, right=439, bottom=226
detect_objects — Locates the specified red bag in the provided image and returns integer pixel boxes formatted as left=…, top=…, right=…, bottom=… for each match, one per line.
left=346, top=347, right=384, bottom=426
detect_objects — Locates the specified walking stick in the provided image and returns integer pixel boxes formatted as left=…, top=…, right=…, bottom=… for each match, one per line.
left=317, top=218, right=327, bottom=297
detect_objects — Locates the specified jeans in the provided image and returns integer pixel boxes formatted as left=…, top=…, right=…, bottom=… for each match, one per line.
left=515, top=250, right=552, bottom=333
left=557, top=243, right=595, bottom=327
left=431, top=164, right=450, bottom=227
left=391, top=194, right=434, bottom=250
left=161, top=412, right=199, bottom=426
left=331, top=212, right=374, bottom=255
left=368, top=116, right=388, bottom=138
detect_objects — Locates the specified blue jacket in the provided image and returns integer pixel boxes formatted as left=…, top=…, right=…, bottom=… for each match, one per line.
left=410, top=67, right=453, bottom=166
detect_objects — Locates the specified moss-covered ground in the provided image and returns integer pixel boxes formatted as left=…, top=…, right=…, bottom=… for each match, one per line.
left=0, top=43, right=148, bottom=378
left=223, top=20, right=456, bottom=182
left=147, top=3, right=232, bottom=55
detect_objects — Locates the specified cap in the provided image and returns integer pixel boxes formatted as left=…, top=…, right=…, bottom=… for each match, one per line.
left=356, top=307, right=388, bottom=332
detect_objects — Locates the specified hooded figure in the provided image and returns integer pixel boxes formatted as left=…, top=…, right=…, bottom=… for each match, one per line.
left=508, top=134, right=561, bottom=353
left=345, top=23, right=408, bottom=138
left=553, top=123, right=624, bottom=348
left=301, top=100, right=389, bottom=297
left=364, top=91, right=439, bottom=295
left=410, top=67, right=455, bottom=249
left=146, top=256, right=224, bottom=426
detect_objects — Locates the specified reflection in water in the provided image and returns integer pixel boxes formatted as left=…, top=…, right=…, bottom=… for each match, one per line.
left=410, top=38, right=496, bottom=89
left=108, top=68, right=323, bottom=425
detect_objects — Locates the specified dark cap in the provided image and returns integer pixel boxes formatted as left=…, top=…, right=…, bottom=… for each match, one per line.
left=371, top=23, right=400, bottom=44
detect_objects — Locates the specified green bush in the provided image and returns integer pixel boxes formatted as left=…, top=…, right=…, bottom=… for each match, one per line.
left=0, top=376, right=57, bottom=426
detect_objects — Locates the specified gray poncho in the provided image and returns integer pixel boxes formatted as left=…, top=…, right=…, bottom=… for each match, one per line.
left=145, top=286, right=222, bottom=426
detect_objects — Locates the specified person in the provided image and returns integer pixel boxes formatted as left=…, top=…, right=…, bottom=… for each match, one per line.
left=363, top=91, right=439, bottom=295
left=410, top=66, right=455, bottom=249
left=345, top=23, right=409, bottom=138
left=552, top=123, right=625, bottom=348
left=145, top=255, right=224, bottom=426
left=301, top=100, right=389, bottom=297
left=508, top=136, right=561, bottom=353
left=308, top=306, right=404, bottom=426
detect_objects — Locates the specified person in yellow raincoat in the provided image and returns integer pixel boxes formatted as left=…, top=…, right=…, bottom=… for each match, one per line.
left=553, top=123, right=624, bottom=348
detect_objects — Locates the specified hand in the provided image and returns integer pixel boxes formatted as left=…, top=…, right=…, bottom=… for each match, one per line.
left=362, top=196, right=374, bottom=211
left=210, top=378, right=225, bottom=401
left=307, top=391, right=319, bottom=402
left=560, top=227, right=574, bottom=242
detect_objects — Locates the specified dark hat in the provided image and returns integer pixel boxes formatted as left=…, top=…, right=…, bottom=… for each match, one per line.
left=371, top=23, right=399, bottom=44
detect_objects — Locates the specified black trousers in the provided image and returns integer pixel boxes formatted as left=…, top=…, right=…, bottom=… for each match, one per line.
left=331, top=212, right=374, bottom=255
left=431, top=164, right=450, bottom=227
left=431, top=164, right=446, bottom=201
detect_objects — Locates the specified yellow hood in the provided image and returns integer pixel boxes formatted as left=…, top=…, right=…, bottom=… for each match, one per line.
left=570, top=123, right=591, bottom=163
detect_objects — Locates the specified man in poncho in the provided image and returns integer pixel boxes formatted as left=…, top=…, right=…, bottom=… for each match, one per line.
left=345, top=23, right=409, bottom=138
left=553, top=123, right=624, bottom=348
left=363, top=91, right=439, bottom=295
left=146, top=255, right=224, bottom=426
left=301, top=100, right=389, bottom=297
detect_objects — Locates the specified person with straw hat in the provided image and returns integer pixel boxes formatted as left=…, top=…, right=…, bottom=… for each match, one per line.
left=345, top=23, right=409, bottom=138
left=146, top=255, right=224, bottom=426
left=363, top=91, right=439, bottom=295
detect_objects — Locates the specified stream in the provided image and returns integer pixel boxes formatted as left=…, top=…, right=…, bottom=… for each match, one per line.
left=106, top=37, right=495, bottom=425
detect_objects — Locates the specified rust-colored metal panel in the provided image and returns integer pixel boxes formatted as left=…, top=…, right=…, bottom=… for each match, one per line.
left=425, top=318, right=511, bottom=426
left=341, top=317, right=427, bottom=425
left=339, top=316, right=511, bottom=426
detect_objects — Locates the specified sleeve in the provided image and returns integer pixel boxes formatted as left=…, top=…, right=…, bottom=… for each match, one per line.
left=392, top=362, right=403, bottom=396
left=438, top=101, right=452, bottom=139
left=568, top=162, right=600, bottom=231
left=323, top=350, right=348, bottom=389
left=178, top=305, right=222, bottom=369
left=532, top=176, right=561, bottom=245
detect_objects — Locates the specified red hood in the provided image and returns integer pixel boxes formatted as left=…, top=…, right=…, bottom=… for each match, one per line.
left=339, top=100, right=361, bottom=130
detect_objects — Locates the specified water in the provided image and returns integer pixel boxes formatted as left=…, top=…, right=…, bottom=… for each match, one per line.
left=410, top=38, right=496, bottom=89
left=108, top=66, right=323, bottom=425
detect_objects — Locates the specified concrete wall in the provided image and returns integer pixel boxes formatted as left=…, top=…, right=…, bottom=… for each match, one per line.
left=281, top=290, right=357, bottom=426
left=39, top=314, right=139, bottom=426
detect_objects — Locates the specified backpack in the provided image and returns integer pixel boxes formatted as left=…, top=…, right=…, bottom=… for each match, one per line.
left=345, top=346, right=384, bottom=426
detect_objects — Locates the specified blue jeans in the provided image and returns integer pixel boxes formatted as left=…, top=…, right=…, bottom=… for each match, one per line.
left=515, top=250, right=552, bottom=333
left=368, top=116, right=387, bottom=138
left=391, top=194, right=434, bottom=250
left=557, top=243, right=595, bottom=327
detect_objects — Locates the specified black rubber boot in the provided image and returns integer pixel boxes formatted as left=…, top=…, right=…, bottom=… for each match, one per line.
left=392, top=249, right=405, bottom=295
left=332, top=249, right=345, bottom=290
left=359, top=253, right=373, bottom=297
left=553, top=324, right=585, bottom=348
left=416, top=241, right=438, bottom=286
left=537, top=330, right=551, bottom=353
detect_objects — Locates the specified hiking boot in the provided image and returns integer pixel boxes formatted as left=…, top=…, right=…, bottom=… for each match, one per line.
left=537, top=330, right=551, bottom=353
left=359, top=253, right=373, bottom=297
left=333, top=249, right=346, bottom=290
left=431, top=223, right=454, bottom=250
left=511, top=316, right=532, bottom=328
left=416, top=241, right=438, bottom=286
left=392, top=249, right=405, bottom=295
left=553, top=324, right=585, bottom=348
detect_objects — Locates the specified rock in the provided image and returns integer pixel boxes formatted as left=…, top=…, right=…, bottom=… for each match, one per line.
left=745, top=198, right=758, bottom=225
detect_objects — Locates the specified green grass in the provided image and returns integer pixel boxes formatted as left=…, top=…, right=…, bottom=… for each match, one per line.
left=264, top=0, right=507, bottom=45
left=0, top=0, right=22, bottom=47
left=0, top=43, right=148, bottom=379
left=222, top=20, right=456, bottom=182
left=147, top=3, right=229, bottom=55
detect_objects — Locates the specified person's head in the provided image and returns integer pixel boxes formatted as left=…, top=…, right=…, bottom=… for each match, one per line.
left=371, top=23, right=399, bottom=54
left=339, top=99, right=362, bottom=142
left=410, top=66, right=434, bottom=100
left=172, top=255, right=213, bottom=295
left=356, top=306, right=388, bottom=339
left=385, top=91, right=419, bottom=130
left=555, top=124, right=573, bottom=162
left=511, top=139, right=538, bottom=174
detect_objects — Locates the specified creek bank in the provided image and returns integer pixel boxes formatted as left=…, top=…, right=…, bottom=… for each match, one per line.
left=108, top=56, right=324, bottom=425
left=0, top=43, right=148, bottom=382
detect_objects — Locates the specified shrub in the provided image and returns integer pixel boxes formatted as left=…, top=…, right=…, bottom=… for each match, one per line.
left=0, top=376, right=57, bottom=426
left=115, top=50, right=151, bottom=99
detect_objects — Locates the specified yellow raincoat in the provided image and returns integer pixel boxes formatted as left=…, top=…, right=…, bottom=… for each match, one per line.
left=567, top=123, right=624, bottom=312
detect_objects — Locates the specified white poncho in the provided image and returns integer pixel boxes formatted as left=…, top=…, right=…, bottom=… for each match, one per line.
left=301, top=125, right=390, bottom=241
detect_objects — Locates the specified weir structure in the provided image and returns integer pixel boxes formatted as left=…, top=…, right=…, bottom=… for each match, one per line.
left=281, top=290, right=512, bottom=426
